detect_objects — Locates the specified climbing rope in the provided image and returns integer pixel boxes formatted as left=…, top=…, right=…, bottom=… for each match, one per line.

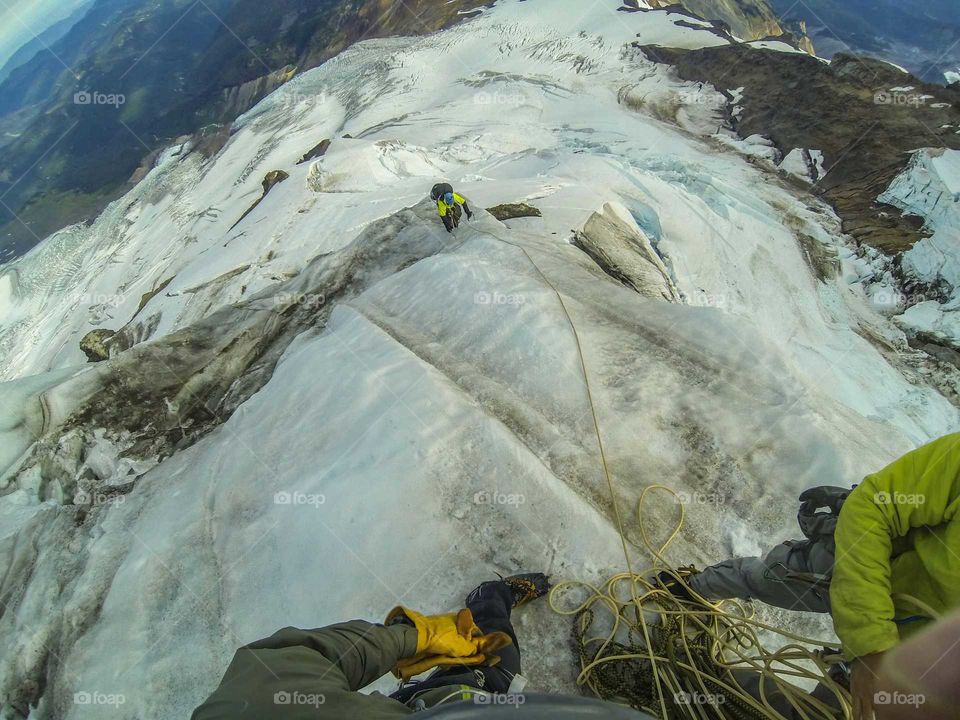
left=474, top=226, right=852, bottom=719
left=548, top=487, right=852, bottom=720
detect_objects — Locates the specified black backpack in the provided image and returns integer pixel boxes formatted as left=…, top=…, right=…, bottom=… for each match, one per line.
left=431, top=182, right=454, bottom=201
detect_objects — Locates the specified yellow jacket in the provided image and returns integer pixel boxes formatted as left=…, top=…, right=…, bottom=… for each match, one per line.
left=832, top=433, right=960, bottom=658
left=437, top=192, right=466, bottom=217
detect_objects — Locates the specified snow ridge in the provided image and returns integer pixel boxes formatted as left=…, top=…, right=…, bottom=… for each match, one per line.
left=0, top=2, right=957, bottom=718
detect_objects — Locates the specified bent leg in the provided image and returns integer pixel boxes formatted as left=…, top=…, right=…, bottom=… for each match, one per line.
left=689, top=541, right=832, bottom=613
left=688, top=556, right=771, bottom=602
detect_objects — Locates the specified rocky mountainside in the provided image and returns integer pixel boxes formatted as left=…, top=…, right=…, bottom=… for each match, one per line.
left=646, top=0, right=786, bottom=43
left=637, top=42, right=960, bottom=381
left=640, top=45, right=960, bottom=254
left=768, top=0, right=960, bottom=83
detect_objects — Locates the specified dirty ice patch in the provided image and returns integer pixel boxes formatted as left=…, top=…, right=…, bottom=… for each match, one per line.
left=895, top=299, right=960, bottom=346
left=0, top=366, right=82, bottom=485
left=882, top=149, right=960, bottom=345
left=883, top=150, right=960, bottom=297
left=717, top=133, right=781, bottom=163
left=780, top=148, right=825, bottom=183
left=931, top=150, right=960, bottom=201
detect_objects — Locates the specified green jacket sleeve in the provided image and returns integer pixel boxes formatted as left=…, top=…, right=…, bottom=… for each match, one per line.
left=832, top=434, right=960, bottom=659
left=192, top=620, right=417, bottom=719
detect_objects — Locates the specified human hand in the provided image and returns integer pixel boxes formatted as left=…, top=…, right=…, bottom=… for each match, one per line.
left=876, top=609, right=960, bottom=719
left=384, top=607, right=512, bottom=679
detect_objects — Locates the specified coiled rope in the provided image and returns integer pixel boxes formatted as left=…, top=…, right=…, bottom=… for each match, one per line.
left=474, top=225, right=851, bottom=719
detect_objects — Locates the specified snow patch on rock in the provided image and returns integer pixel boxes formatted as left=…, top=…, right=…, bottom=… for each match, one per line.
left=780, top=148, right=825, bottom=183
left=879, top=149, right=960, bottom=345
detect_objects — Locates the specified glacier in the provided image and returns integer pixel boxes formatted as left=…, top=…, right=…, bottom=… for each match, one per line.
left=0, top=1, right=957, bottom=718
left=879, top=149, right=960, bottom=346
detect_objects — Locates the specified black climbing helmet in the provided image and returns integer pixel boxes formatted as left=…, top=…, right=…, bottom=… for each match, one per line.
left=417, top=694, right=653, bottom=718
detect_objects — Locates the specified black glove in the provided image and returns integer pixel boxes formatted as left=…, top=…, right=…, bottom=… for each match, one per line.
left=466, top=210, right=474, bottom=220
left=798, top=486, right=852, bottom=513
left=797, top=486, right=852, bottom=542
left=654, top=569, right=697, bottom=601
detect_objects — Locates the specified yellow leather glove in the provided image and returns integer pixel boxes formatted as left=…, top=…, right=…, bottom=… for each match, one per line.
left=385, top=606, right=513, bottom=680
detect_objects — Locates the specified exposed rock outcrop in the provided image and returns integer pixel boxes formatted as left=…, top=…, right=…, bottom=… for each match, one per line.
left=79, top=329, right=116, bottom=363
left=230, top=170, right=291, bottom=230
left=573, top=203, right=681, bottom=302
left=217, top=65, right=298, bottom=120
left=664, top=0, right=782, bottom=40
left=621, top=0, right=813, bottom=47
left=262, top=170, right=290, bottom=195
left=131, top=277, right=174, bottom=321
left=487, top=203, right=543, bottom=221
left=298, top=139, right=331, bottom=165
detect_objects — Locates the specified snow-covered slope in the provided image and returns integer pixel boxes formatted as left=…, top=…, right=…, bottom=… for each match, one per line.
left=0, top=2, right=957, bottom=718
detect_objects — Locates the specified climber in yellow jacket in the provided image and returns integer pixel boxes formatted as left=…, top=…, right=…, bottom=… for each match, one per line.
left=662, top=434, right=960, bottom=719
left=832, top=433, right=960, bottom=718
left=431, top=182, right=474, bottom=233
